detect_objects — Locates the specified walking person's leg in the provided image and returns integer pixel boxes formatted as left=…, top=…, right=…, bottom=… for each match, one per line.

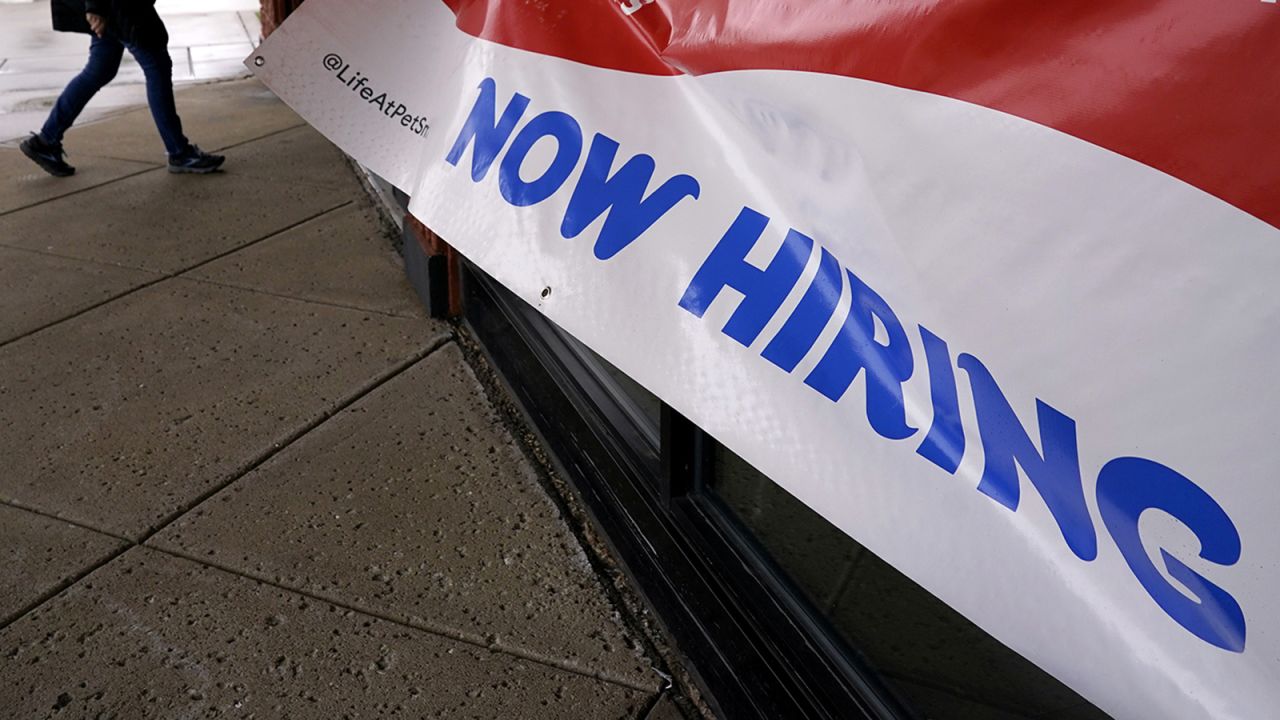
left=128, top=43, right=224, bottom=173
left=42, top=34, right=124, bottom=145
left=126, top=42, right=188, bottom=156
left=20, top=35, right=125, bottom=176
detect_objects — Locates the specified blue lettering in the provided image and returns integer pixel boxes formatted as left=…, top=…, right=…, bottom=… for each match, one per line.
left=445, top=77, right=530, bottom=182
left=674, top=201, right=1246, bottom=650
left=957, top=353, right=1097, bottom=561
left=446, top=82, right=1250, bottom=654
left=498, top=111, right=584, bottom=207
left=562, top=133, right=701, bottom=260
left=805, top=269, right=917, bottom=441
left=1096, top=457, right=1245, bottom=652
left=762, top=247, right=842, bottom=372
left=916, top=326, right=964, bottom=474
left=678, top=208, right=813, bottom=347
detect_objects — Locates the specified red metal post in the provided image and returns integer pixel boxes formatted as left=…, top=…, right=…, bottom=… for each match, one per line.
left=404, top=213, right=462, bottom=319
left=260, top=0, right=305, bottom=38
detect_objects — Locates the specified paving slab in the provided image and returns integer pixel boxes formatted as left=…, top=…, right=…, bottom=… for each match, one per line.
left=0, top=504, right=125, bottom=626
left=64, top=78, right=302, bottom=163
left=219, top=122, right=365, bottom=192
left=162, top=11, right=261, bottom=47
left=0, top=83, right=150, bottom=146
left=644, top=695, right=689, bottom=720
left=0, top=61, right=195, bottom=95
left=0, top=277, right=448, bottom=539
left=154, top=0, right=262, bottom=17
left=0, top=145, right=156, bottom=215
left=0, top=168, right=347, bottom=273
left=151, top=343, right=658, bottom=691
left=187, top=202, right=425, bottom=318
left=0, top=52, right=110, bottom=75
left=0, top=7, right=253, bottom=58
left=189, top=41, right=257, bottom=63
left=0, top=45, right=239, bottom=78
left=0, top=547, right=649, bottom=720
left=192, top=58, right=254, bottom=82
left=0, top=246, right=159, bottom=344
left=237, top=11, right=262, bottom=44
left=0, top=2, right=94, bottom=58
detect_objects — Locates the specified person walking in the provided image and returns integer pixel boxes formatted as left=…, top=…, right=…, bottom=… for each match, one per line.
left=19, top=0, right=225, bottom=177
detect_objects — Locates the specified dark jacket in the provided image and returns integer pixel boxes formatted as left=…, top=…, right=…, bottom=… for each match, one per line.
left=51, top=0, right=168, bottom=47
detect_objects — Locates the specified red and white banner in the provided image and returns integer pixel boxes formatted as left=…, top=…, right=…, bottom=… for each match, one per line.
left=247, top=2, right=1280, bottom=717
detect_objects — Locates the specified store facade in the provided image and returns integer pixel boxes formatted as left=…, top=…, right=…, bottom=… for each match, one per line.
left=256, top=3, right=1279, bottom=718
left=399, top=223, right=1113, bottom=719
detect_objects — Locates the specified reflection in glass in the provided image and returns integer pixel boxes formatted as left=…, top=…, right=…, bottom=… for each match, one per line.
left=713, top=447, right=1111, bottom=720
left=557, top=328, right=661, bottom=448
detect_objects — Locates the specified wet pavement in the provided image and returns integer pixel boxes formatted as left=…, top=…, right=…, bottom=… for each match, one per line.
left=0, top=76, right=685, bottom=719
left=0, top=0, right=261, bottom=144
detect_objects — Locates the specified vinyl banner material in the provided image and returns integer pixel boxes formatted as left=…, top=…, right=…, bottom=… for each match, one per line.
left=246, top=2, right=1280, bottom=717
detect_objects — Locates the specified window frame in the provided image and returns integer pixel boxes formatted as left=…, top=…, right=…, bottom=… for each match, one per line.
left=456, top=260, right=913, bottom=720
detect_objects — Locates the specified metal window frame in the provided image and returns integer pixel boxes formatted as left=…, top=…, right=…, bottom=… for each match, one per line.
left=456, top=261, right=915, bottom=720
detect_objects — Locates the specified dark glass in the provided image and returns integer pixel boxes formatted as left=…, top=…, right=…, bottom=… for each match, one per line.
left=711, top=447, right=1112, bottom=720
left=557, top=328, right=661, bottom=449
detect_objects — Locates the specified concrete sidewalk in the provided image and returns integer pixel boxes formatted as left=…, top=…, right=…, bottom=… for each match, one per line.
left=0, top=78, right=685, bottom=719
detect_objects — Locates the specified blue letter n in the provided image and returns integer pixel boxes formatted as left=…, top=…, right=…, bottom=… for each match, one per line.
left=445, top=77, right=531, bottom=182
left=958, top=353, right=1098, bottom=561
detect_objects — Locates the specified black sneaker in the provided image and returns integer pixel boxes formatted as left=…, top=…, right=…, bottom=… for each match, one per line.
left=168, top=145, right=225, bottom=174
left=19, top=133, right=75, bottom=177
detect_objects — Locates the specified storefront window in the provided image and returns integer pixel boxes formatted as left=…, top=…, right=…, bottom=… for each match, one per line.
left=460, top=259, right=1114, bottom=717
left=711, top=447, right=1112, bottom=720
left=559, top=329, right=661, bottom=449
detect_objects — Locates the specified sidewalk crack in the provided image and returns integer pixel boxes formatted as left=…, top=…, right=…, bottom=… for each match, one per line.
left=178, top=275, right=429, bottom=320
left=0, top=201, right=352, bottom=352
left=0, top=538, right=131, bottom=632
left=144, top=543, right=662, bottom=695
left=0, top=163, right=162, bottom=219
left=0, top=338, right=453, bottom=632
left=133, top=336, right=454, bottom=546
left=0, top=499, right=131, bottom=543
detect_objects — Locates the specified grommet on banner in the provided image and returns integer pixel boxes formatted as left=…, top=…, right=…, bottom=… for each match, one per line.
left=540, top=287, right=552, bottom=299
left=253, top=56, right=265, bottom=67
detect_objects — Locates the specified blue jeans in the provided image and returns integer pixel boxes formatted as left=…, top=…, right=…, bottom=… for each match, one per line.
left=41, top=35, right=190, bottom=157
